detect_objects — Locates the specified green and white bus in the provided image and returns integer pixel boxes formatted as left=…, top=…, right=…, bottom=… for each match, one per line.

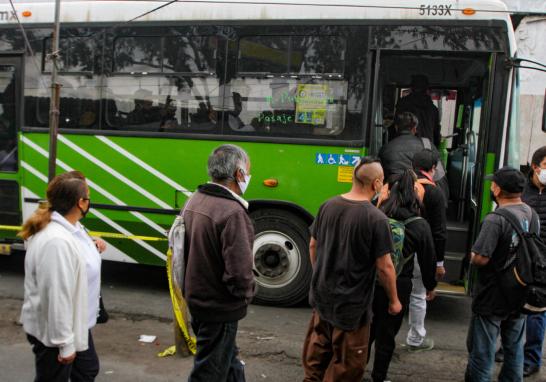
left=0, top=0, right=538, bottom=305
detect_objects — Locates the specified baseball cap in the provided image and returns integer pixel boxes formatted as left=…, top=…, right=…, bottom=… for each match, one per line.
left=485, top=166, right=526, bottom=193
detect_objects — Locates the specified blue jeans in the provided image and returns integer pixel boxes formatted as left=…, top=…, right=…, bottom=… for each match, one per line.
left=524, top=312, right=546, bottom=368
left=466, top=313, right=525, bottom=382
left=188, top=319, right=245, bottom=382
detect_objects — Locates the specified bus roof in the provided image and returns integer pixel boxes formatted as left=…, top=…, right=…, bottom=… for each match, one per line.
left=0, top=0, right=512, bottom=24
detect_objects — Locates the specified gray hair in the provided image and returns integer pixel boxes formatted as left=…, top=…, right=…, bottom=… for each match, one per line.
left=207, top=144, right=249, bottom=181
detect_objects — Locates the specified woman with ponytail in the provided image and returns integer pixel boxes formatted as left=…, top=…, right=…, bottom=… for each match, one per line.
left=20, top=171, right=102, bottom=382
left=367, top=169, right=438, bottom=382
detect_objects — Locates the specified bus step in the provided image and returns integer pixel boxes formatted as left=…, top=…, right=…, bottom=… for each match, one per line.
left=436, top=281, right=466, bottom=296
left=446, top=222, right=469, bottom=254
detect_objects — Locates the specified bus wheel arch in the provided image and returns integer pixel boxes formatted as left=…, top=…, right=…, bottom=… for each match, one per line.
left=248, top=202, right=313, bottom=306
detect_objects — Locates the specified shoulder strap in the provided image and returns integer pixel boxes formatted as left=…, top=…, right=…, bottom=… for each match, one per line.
left=421, top=137, right=432, bottom=150
left=403, top=216, right=424, bottom=226
left=491, top=209, right=525, bottom=237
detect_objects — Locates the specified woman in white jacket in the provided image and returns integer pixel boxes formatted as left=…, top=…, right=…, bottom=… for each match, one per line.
left=20, top=171, right=102, bottom=382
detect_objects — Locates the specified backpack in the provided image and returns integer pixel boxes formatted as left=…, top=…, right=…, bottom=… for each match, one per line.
left=168, top=215, right=187, bottom=292
left=492, top=209, right=546, bottom=314
left=389, top=216, right=423, bottom=276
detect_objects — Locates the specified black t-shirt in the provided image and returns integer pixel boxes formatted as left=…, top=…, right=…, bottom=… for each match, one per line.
left=471, top=203, right=540, bottom=318
left=310, top=196, right=394, bottom=331
left=419, top=178, right=447, bottom=262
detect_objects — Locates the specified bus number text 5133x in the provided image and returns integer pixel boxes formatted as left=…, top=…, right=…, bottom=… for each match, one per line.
left=419, top=4, right=453, bottom=16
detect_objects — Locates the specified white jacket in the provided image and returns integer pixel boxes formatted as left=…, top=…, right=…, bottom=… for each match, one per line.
left=20, top=214, right=89, bottom=357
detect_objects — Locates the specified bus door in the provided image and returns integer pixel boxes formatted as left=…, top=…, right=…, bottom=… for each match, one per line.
left=0, top=54, right=23, bottom=249
left=368, top=50, right=498, bottom=293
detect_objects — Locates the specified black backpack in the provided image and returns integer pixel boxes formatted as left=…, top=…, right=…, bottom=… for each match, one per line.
left=492, top=208, right=546, bottom=314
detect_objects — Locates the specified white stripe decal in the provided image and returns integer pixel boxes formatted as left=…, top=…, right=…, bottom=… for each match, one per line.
left=21, top=161, right=48, bottom=183
left=20, top=176, right=163, bottom=262
left=89, top=209, right=166, bottom=261
left=58, top=134, right=171, bottom=209
left=96, top=135, right=192, bottom=197
left=21, top=136, right=167, bottom=238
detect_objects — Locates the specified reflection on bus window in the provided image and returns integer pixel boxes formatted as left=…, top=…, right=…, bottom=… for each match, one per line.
left=43, top=35, right=97, bottom=73
left=371, top=26, right=504, bottom=52
left=238, top=35, right=346, bottom=74
left=163, top=36, right=217, bottom=74
left=0, top=65, right=17, bottom=172
left=291, top=36, right=346, bottom=74
left=105, top=75, right=220, bottom=132
left=115, top=36, right=218, bottom=74
left=115, top=36, right=162, bottom=73
left=29, top=75, right=101, bottom=130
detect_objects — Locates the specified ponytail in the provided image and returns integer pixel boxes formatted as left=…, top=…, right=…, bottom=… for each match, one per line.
left=18, top=202, right=52, bottom=240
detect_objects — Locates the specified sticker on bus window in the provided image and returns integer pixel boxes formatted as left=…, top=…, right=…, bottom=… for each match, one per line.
left=337, top=166, right=353, bottom=183
left=296, top=84, right=329, bottom=125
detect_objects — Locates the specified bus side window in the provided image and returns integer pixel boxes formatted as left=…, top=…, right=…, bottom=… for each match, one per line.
left=225, top=34, right=353, bottom=139
left=106, top=34, right=221, bottom=133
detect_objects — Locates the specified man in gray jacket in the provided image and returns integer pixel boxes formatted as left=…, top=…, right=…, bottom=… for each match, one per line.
left=183, top=144, right=255, bottom=382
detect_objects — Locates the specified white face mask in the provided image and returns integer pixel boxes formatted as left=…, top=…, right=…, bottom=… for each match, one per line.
left=538, top=168, right=546, bottom=186
left=237, top=170, right=251, bottom=195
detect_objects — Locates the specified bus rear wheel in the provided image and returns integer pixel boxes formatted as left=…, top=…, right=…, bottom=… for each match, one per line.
left=251, top=209, right=312, bottom=306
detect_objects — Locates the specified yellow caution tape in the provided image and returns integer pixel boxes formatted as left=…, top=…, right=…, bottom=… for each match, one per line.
left=0, top=225, right=167, bottom=242
left=0, top=225, right=21, bottom=232
left=165, top=248, right=197, bottom=355
left=157, top=345, right=177, bottom=358
left=87, top=231, right=168, bottom=242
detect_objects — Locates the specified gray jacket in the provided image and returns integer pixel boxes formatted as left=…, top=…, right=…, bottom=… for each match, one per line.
left=379, top=131, right=434, bottom=180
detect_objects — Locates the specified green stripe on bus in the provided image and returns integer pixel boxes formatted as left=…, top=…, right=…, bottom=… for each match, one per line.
left=480, top=152, right=496, bottom=221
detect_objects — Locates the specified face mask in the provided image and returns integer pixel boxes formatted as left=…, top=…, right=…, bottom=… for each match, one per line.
left=490, top=190, right=497, bottom=205
left=79, top=198, right=90, bottom=219
left=79, top=205, right=90, bottom=219
left=372, top=181, right=382, bottom=203
left=237, top=170, right=251, bottom=195
left=538, top=169, right=546, bottom=186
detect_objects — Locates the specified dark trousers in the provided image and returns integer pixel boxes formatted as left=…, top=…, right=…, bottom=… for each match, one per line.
left=524, top=312, right=546, bottom=368
left=188, top=318, right=245, bottom=382
left=27, top=330, right=100, bottom=382
left=368, top=277, right=412, bottom=382
left=302, top=310, right=371, bottom=382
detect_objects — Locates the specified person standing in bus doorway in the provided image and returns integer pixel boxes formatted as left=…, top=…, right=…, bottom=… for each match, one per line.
left=183, top=144, right=255, bottom=382
left=395, top=75, right=441, bottom=147
left=520, top=146, right=546, bottom=377
left=404, top=149, right=448, bottom=352
left=20, top=171, right=102, bottom=382
left=379, top=112, right=449, bottom=203
left=466, top=167, right=539, bottom=382
left=302, top=157, right=402, bottom=382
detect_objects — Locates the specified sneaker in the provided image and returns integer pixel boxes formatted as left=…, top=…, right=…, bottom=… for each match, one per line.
left=524, top=364, right=540, bottom=377
left=408, top=337, right=434, bottom=352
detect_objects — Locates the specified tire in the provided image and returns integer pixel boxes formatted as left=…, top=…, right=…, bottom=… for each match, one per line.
left=250, top=208, right=312, bottom=306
